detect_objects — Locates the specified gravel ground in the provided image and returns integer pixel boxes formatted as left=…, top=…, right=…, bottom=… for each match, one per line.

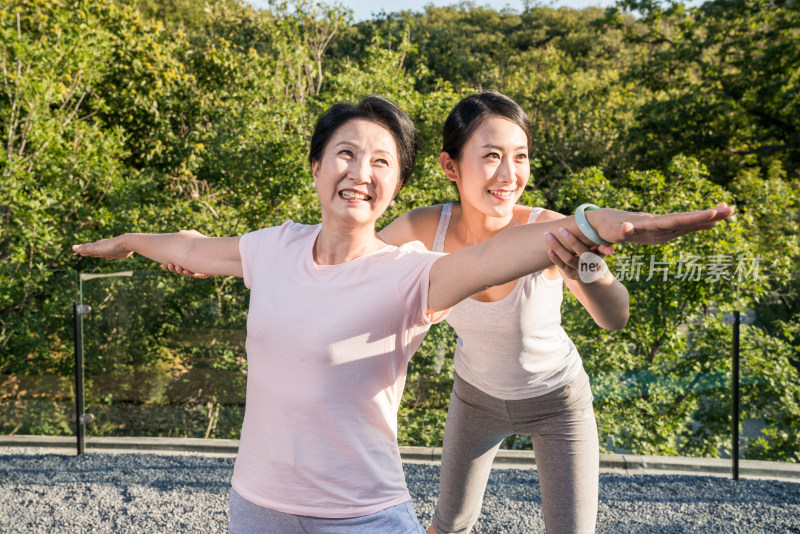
left=1, top=451, right=798, bottom=533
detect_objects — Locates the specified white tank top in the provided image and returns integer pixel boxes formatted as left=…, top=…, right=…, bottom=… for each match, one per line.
left=433, top=203, right=583, bottom=400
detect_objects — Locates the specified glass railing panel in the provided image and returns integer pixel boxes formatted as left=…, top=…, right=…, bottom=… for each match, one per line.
left=78, top=270, right=248, bottom=440
left=2, top=264, right=798, bottom=466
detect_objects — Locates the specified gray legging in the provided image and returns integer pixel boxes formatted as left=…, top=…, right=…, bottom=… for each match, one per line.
left=431, top=370, right=599, bottom=534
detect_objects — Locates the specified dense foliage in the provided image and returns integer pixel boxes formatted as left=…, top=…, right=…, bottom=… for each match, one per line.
left=1, top=0, right=798, bottom=461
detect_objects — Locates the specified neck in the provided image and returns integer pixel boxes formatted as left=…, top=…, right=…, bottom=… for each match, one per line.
left=451, top=201, right=516, bottom=246
left=314, top=219, right=384, bottom=265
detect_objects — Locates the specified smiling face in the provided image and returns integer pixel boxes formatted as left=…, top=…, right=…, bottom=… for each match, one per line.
left=311, top=119, right=402, bottom=230
left=443, top=116, right=531, bottom=218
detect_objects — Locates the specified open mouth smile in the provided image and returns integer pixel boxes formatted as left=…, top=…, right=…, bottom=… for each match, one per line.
left=339, top=190, right=372, bottom=201
left=488, top=189, right=515, bottom=200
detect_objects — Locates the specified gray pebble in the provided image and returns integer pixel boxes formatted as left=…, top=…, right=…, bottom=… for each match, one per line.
left=0, top=453, right=797, bottom=533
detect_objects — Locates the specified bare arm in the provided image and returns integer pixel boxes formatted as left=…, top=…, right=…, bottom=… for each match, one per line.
left=158, top=204, right=444, bottom=278
left=73, top=230, right=243, bottom=278
left=427, top=204, right=734, bottom=313
left=543, top=221, right=629, bottom=331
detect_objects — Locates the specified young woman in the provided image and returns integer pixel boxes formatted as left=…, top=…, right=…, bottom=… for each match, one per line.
left=377, top=91, right=631, bottom=534
left=74, top=95, right=732, bottom=534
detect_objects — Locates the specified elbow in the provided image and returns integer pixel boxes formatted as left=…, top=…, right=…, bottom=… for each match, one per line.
left=603, top=286, right=630, bottom=331
left=602, top=309, right=629, bottom=331
left=594, top=301, right=629, bottom=331
left=174, top=229, right=204, bottom=264
left=607, top=318, right=629, bottom=332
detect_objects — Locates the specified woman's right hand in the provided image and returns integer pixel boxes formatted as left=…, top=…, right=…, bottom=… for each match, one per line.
left=72, top=236, right=134, bottom=260
left=160, top=262, right=211, bottom=279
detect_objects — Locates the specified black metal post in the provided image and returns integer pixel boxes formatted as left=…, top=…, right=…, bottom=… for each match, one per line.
left=72, top=302, right=86, bottom=455
left=732, top=310, right=740, bottom=481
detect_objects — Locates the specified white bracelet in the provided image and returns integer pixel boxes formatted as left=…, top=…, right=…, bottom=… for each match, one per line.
left=575, top=203, right=612, bottom=246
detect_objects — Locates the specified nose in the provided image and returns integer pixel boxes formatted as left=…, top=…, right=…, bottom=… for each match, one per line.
left=348, top=157, right=373, bottom=184
left=496, top=156, right=515, bottom=184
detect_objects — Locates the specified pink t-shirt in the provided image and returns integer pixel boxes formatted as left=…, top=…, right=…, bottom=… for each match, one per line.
left=232, top=221, right=446, bottom=518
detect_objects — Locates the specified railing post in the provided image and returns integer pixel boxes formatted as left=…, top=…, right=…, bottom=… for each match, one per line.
left=72, top=302, right=92, bottom=455
left=731, top=310, right=740, bottom=481
left=723, top=309, right=750, bottom=480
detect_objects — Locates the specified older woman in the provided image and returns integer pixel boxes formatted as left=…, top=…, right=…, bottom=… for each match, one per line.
left=74, top=95, right=733, bottom=534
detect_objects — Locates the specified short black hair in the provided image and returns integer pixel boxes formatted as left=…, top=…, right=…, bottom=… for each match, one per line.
left=442, top=91, right=532, bottom=160
left=309, top=96, right=418, bottom=189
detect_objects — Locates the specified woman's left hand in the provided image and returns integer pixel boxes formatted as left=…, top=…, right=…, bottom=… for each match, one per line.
left=545, top=228, right=614, bottom=281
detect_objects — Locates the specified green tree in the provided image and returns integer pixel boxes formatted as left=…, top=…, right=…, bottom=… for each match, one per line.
left=0, top=1, right=129, bottom=371
left=606, top=0, right=800, bottom=183
left=553, top=156, right=800, bottom=459
left=331, top=4, right=645, bottom=191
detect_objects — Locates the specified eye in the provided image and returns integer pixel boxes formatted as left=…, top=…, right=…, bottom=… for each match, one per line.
left=338, top=149, right=354, bottom=158
left=516, top=153, right=528, bottom=162
left=484, top=152, right=501, bottom=160
left=374, top=158, right=389, bottom=166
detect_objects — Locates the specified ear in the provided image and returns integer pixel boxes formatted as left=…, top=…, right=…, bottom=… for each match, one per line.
left=311, top=159, right=320, bottom=184
left=393, top=179, right=403, bottom=198
left=439, top=152, right=459, bottom=183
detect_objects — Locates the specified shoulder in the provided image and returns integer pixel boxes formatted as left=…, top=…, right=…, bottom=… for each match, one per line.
left=405, top=204, right=446, bottom=233
left=510, top=205, right=563, bottom=225
left=380, top=204, right=445, bottom=249
left=392, top=240, right=446, bottom=290
left=242, top=221, right=316, bottom=248
left=393, top=236, right=446, bottom=267
left=533, top=209, right=567, bottom=223
left=396, top=239, right=444, bottom=256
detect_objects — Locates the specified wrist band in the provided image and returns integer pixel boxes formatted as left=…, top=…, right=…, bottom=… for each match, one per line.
left=575, top=203, right=612, bottom=246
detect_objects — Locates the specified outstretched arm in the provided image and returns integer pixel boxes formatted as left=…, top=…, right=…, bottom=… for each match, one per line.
left=427, top=204, right=733, bottom=313
left=545, top=226, right=629, bottom=331
left=73, top=231, right=243, bottom=278
left=159, top=205, right=442, bottom=278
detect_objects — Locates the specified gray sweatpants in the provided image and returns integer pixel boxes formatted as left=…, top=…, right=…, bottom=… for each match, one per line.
left=431, top=370, right=599, bottom=534
left=229, top=488, right=425, bottom=534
